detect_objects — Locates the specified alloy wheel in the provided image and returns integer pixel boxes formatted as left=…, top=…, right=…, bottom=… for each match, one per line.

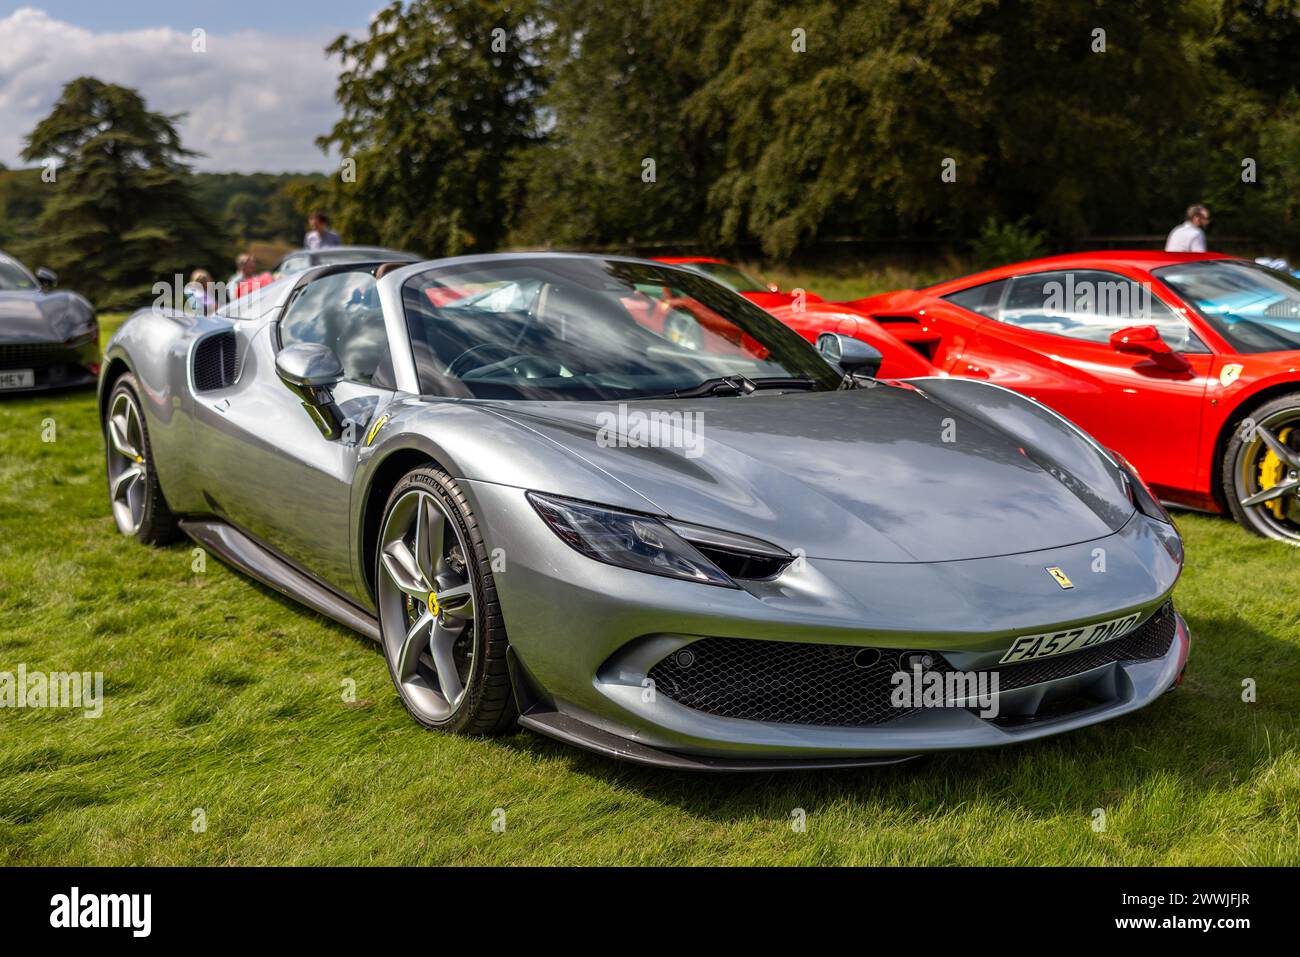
left=1234, top=409, right=1300, bottom=543
left=377, top=488, right=478, bottom=722
left=106, top=390, right=149, bottom=535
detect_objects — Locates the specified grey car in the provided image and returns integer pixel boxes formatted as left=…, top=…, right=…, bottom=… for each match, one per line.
left=98, top=254, right=1190, bottom=770
left=0, top=251, right=98, bottom=394
left=270, top=245, right=421, bottom=279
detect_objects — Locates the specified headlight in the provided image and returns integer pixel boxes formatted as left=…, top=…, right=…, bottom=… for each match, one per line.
left=527, top=492, right=790, bottom=587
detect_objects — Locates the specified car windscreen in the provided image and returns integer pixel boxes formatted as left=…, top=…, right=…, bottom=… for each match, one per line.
left=0, top=259, right=36, bottom=291
left=1154, top=260, right=1300, bottom=353
left=681, top=261, right=771, bottom=294
left=399, top=258, right=841, bottom=400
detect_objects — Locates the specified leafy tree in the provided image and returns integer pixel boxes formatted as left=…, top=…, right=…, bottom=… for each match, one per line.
left=224, top=192, right=263, bottom=241
left=680, top=0, right=1222, bottom=257
left=315, top=0, right=549, bottom=257
left=20, top=77, right=229, bottom=309
left=0, top=168, right=49, bottom=249
left=508, top=0, right=720, bottom=249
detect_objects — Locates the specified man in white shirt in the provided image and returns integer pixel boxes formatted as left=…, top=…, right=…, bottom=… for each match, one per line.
left=304, top=212, right=342, bottom=250
left=1165, top=204, right=1210, bottom=252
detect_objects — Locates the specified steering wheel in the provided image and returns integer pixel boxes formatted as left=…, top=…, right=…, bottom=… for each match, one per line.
left=446, top=342, right=520, bottom=378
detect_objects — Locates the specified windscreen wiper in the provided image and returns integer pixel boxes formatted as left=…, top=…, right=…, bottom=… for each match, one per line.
left=649, top=375, right=820, bottom=399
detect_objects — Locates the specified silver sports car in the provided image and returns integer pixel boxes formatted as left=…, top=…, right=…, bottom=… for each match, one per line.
left=99, top=253, right=1190, bottom=769
left=0, top=251, right=98, bottom=394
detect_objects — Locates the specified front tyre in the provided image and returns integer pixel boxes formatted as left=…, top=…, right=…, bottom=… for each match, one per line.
left=104, top=373, right=180, bottom=545
left=376, top=465, right=516, bottom=734
left=1223, top=394, right=1300, bottom=545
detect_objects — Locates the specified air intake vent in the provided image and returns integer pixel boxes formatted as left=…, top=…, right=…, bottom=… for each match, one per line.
left=193, top=332, right=238, bottom=392
left=647, top=602, right=1177, bottom=727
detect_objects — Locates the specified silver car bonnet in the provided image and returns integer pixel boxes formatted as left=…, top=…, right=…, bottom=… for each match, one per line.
left=478, top=383, right=1133, bottom=563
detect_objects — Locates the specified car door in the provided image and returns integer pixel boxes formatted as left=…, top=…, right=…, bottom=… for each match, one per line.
left=192, top=270, right=396, bottom=597
left=962, top=268, right=1213, bottom=495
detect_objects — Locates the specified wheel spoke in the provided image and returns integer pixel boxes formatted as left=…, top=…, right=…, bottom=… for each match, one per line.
left=108, top=415, right=140, bottom=461
left=381, top=539, right=429, bottom=597
left=111, top=463, right=145, bottom=502
left=1257, top=426, right=1300, bottom=470
left=435, top=581, right=474, bottom=620
left=413, top=494, right=445, bottom=583
left=428, top=621, right=465, bottom=705
left=1241, top=480, right=1299, bottom=508
left=396, top=610, right=433, bottom=681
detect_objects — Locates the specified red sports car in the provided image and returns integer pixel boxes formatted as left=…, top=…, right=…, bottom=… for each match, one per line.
left=654, top=256, right=825, bottom=311
left=841, top=251, right=1300, bottom=544
left=655, top=256, right=936, bottom=379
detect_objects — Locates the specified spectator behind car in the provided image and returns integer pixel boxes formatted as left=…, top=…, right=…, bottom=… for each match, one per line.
left=1165, top=204, right=1210, bottom=252
left=232, top=254, right=273, bottom=300
left=305, top=212, right=342, bottom=251
left=183, top=269, right=216, bottom=315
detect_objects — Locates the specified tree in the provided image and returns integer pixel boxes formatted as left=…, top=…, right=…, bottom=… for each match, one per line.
left=507, top=0, right=720, bottom=249
left=315, top=0, right=548, bottom=257
left=21, top=77, right=229, bottom=309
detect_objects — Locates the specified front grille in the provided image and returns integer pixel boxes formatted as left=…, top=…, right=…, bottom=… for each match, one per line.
left=0, top=342, right=66, bottom=368
left=990, top=601, right=1176, bottom=691
left=647, top=601, right=1177, bottom=727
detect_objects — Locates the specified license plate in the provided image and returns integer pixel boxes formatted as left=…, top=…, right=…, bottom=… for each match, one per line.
left=0, top=369, right=34, bottom=390
left=999, top=612, right=1143, bottom=664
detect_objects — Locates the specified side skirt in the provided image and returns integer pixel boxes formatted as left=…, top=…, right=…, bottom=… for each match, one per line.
left=179, top=518, right=380, bottom=641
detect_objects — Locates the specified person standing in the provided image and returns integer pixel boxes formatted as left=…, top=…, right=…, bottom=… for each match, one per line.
left=231, top=254, right=273, bottom=300
left=1165, top=204, right=1210, bottom=253
left=304, top=212, right=342, bottom=250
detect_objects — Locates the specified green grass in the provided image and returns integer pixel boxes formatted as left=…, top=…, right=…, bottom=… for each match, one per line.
left=1, top=306, right=1297, bottom=866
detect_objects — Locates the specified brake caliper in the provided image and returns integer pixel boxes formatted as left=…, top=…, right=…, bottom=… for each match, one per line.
left=1258, top=426, right=1294, bottom=520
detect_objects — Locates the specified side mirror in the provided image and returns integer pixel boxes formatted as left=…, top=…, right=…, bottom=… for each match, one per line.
left=767, top=282, right=780, bottom=293
left=275, top=342, right=347, bottom=439
left=817, top=332, right=884, bottom=378
left=35, top=267, right=57, bottom=291
left=1109, top=325, right=1192, bottom=373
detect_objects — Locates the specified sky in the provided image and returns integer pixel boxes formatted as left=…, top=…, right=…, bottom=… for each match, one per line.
left=0, top=3, right=384, bottom=173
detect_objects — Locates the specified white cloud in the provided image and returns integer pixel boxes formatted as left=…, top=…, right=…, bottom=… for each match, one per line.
left=0, top=7, right=344, bottom=172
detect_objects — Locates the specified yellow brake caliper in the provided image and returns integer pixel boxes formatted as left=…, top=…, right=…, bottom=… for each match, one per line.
left=1257, top=426, right=1294, bottom=519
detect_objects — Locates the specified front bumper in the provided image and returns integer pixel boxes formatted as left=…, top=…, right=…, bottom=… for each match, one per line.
left=0, top=336, right=99, bottom=394
left=468, top=481, right=1187, bottom=768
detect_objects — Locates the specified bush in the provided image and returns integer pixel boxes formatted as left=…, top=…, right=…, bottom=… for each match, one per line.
left=969, top=217, right=1047, bottom=268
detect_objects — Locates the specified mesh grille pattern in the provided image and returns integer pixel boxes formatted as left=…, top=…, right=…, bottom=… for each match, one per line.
left=647, top=601, right=1177, bottom=727
left=193, top=333, right=238, bottom=391
left=0, top=342, right=66, bottom=367
left=990, top=601, right=1176, bottom=691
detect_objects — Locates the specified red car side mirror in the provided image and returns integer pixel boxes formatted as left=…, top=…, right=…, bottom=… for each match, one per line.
left=1110, top=325, right=1192, bottom=374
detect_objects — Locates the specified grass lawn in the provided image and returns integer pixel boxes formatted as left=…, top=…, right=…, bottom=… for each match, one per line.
left=1, top=300, right=1297, bottom=866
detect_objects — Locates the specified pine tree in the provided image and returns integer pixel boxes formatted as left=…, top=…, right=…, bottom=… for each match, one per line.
left=21, top=77, right=230, bottom=310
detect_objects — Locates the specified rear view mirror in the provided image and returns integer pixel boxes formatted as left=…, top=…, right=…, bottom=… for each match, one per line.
left=1110, top=325, right=1192, bottom=374
left=817, top=332, right=884, bottom=378
left=275, top=342, right=347, bottom=439
left=35, top=266, right=57, bottom=291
